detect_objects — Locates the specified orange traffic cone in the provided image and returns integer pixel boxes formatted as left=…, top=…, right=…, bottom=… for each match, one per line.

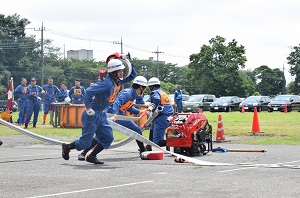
left=284, top=104, right=288, bottom=113
left=241, top=104, right=245, bottom=113
left=249, top=107, right=263, bottom=134
left=215, top=114, right=226, bottom=141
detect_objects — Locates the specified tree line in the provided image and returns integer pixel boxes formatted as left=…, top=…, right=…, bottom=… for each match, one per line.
left=1, top=14, right=300, bottom=100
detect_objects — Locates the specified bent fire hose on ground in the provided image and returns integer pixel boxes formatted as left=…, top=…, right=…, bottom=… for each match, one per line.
left=0, top=118, right=134, bottom=149
left=0, top=106, right=163, bottom=149
left=1, top=119, right=300, bottom=169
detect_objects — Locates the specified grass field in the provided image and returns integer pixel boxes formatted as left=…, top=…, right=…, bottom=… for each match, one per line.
left=1, top=111, right=300, bottom=145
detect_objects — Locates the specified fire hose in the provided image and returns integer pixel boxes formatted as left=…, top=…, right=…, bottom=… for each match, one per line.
left=0, top=106, right=163, bottom=149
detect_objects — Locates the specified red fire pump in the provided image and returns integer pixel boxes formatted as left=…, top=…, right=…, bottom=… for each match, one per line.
left=166, top=112, right=212, bottom=156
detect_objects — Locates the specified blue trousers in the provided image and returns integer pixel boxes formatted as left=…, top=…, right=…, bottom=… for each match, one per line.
left=75, top=110, right=113, bottom=151
left=176, top=100, right=183, bottom=113
left=151, top=115, right=170, bottom=145
left=44, top=99, right=54, bottom=114
left=17, top=100, right=27, bottom=124
left=25, top=100, right=41, bottom=123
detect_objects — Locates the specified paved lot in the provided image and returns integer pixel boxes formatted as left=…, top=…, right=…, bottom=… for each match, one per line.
left=1, top=135, right=300, bottom=198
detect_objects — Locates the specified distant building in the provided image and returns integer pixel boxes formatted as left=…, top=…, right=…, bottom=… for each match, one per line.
left=67, top=49, right=93, bottom=60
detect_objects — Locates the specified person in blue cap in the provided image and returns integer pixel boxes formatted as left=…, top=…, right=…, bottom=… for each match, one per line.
left=61, top=55, right=137, bottom=164
left=24, top=77, right=44, bottom=129
left=174, top=85, right=183, bottom=113
left=14, top=78, right=28, bottom=125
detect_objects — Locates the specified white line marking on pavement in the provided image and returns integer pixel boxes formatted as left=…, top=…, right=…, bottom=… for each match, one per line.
left=218, top=167, right=256, bottom=173
left=0, top=153, right=58, bottom=159
left=26, top=180, right=154, bottom=198
left=153, top=172, right=167, bottom=174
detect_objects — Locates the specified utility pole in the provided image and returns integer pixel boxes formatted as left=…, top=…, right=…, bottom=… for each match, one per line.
left=34, top=22, right=45, bottom=87
left=113, top=37, right=123, bottom=54
left=152, top=46, right=163, bottom=78
left=282, top=63, right=285, bottom=94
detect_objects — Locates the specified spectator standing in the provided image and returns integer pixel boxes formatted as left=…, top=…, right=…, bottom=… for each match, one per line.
left=14, top=78, right=28, bottom=125
left=42, top=78, right=59, bottom=124
left=57, top=82, right=68, bottom=102
left=24, top=77, right=44, bottom=129
left=174, top=85, right=183, bottom=113
left=68, top=80, right=85, bottom=104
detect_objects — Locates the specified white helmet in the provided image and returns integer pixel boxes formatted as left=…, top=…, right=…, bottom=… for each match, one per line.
left=107, top=59, right=126, bottom=73
left=133, top=76, right=148, bottom=86
left=148, top=77, right=160, bottom=86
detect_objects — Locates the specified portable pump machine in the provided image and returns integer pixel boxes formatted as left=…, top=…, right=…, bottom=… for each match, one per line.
left=166, top=111, right=213, bottom=156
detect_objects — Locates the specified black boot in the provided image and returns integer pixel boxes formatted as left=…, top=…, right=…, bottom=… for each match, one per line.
left=78, top=139, right=98, bottom=161
left=86, top=144, right=104, bottom=164
left=137, top=140, right=146, bottom=153
left=0, top=140, right=3, bottom=146
left=33, top=122, right=36, bottom=128
left=24, top=123, right=28, bottom=129
left=62, top=141, right=76, bottom=160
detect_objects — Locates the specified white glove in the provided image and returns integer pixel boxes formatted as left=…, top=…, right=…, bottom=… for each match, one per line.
left=140, top=105, right=154, bottom=118
left=37, top=97, right=41, bottom=100
left=86, top=108, right=95, bottom=116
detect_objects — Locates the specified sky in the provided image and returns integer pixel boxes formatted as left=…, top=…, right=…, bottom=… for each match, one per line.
left=2, top=0, right=300, bottom=83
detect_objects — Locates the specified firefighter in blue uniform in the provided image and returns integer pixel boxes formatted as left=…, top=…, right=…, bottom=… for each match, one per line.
left=135, top=95, right=145, bottom=104
left=174, top=85, right=183, bottom=113
left=68, top=80, right=85, bottom=104
left=42, top=77, right=59, bottom=124
left=147, top=77, right=174, bottom=150
left=57, top=82, right=68, bottom=102
left=77, top=76, right=149, bottom=160
left=24, top=77, right=44, bottom=129
left=14, top=78, right=28, bottom=125
left=62, top=57, right=137, bottom=164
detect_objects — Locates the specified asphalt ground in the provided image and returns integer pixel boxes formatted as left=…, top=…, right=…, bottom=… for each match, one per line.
left=1, top=135, right=300, bottom=198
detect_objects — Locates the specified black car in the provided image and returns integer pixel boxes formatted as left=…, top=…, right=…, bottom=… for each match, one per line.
left=0, top=100, right=18, bottom=112
left=267, top=95, right=300, bottom=112
left=210, top=96, right=242, bottom=112
left=239, top=96, right=271, bottom=112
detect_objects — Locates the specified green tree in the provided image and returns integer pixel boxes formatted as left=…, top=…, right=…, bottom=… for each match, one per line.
left=253, top=65, right=285, bottom=96
left=287, top=81, right=295, bottom=94
left=188, top=35, right=247, bottom=97
left=0, top=14, right=39, bottom=98
left=286, top=44, right=300, bottom=94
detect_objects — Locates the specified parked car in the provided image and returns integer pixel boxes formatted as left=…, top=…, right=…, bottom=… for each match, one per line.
left=210, top=96, right=242, bottom=112
left=0, top=100, right=18, bottom=112
left=239, top=96, right=271, bottom=112
left=182, top=94, right=216, bottom=112
left=267, top=95, right=300, bottom=112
